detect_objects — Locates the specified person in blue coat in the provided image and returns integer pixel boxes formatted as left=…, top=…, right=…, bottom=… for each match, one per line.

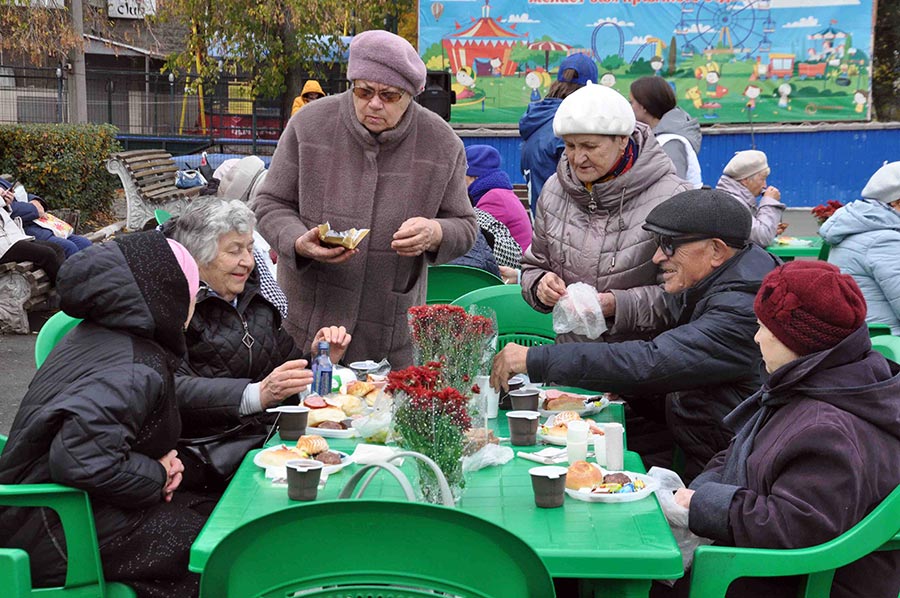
left=819, top=161, right=900, bottom=333
left=519, top=53, right=597, bottom=213
left=0, top=178, right=91, bottom=257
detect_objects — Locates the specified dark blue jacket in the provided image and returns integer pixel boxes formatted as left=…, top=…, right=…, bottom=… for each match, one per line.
left=449, top=230, right=501, bottom=277
left=0, top=179, right=57, bottom=242
left=519, top=98, right=563, bottom=212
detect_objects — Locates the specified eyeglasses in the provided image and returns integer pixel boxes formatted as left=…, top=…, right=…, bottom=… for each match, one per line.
left=351, top=85, right=405, bottom=104
left=651, top=233, right=711, bottom=257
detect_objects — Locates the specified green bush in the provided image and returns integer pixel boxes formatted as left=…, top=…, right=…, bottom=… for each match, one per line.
left=0, top=123, right=122, bottom=216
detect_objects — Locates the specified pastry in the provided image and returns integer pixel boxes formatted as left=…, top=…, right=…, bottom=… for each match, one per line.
left=542, top=424, right=569, bottom=438
left=314, top=450, right=343, bottom=465
left=463, top=428, right=499, bottom=455
left=307, top=407, right=346, bottom=427
left=543, top=394, right=586, bottom=411
left=551, top=411, right=582, bottom=426
left=565, top=460, right=603, bottom=490
left=326, top=394, right=365, bottom=416
left=257, top=446, right=305, bottom=468
left=317, top=222, right=370, bottom=249
left=296, top=434, right=329, bottom=455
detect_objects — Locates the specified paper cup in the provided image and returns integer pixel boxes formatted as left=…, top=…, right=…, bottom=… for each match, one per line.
left=277, top=406, right=310, bottom=441
left=286, top=459, right=323, bottom=501
left=506, top=410, right=540, bottom=446
left=499, top=375, right=525, bottom=410
left=475, top=375, right=499, bottom=419
left=509, top=388, right=540, bottom=411
left=529, top=465, right=568, bottom=508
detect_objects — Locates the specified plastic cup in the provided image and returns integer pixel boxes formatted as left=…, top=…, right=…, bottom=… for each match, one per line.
left=529, top=466, right=568, bottom=508
left=286, top=459, right=323, bottom=501
left=506, top=410, right=540, bottom=446
left=475, top=375, right=499, bottom=419
left=499, top=375, right=525, bottom=410
left=509, top=388, right=540, bottom=411
left=277, top=406, right=310, bottom=441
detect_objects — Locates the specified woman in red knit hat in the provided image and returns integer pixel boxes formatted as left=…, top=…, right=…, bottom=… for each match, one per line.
left=662, top=260, right=900, bottom=598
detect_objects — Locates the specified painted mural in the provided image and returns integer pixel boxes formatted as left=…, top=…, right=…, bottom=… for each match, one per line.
left=418, top=0, right=874, bottom=124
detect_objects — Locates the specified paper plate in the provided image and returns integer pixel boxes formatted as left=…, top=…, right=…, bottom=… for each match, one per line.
left=254, top=445, right=352, bottom=475
left=564, top=468, right=658, bottom=503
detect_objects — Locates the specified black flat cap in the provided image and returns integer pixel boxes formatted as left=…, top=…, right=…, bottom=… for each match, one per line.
left=643, top=188, right=752, bottom=245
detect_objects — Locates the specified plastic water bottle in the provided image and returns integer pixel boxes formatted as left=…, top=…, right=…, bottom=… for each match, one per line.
left=311, top=341, right=333, bottom=396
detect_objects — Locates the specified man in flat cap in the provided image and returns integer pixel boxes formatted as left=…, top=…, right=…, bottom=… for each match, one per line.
left=254, top=30, right=477, bottom=367
left=491, top=188, right=780, bottom=480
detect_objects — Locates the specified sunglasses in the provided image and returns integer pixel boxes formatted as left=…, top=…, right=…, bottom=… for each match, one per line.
left=351, top=85, right=405, bottom=104
left=651, top=233, right=711, bottom=257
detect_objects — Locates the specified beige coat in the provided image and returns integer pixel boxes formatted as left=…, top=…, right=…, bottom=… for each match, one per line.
left=521, top=122, right=689, bottom=343
left=254, top=92, right=476, bottom=367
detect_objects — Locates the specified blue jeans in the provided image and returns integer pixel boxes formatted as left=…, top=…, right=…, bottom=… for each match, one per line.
left=45, top=234, right=91, bottom=258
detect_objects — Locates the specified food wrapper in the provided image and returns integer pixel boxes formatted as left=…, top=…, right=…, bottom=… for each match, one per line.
left=317, top=222, right=370, bottom=249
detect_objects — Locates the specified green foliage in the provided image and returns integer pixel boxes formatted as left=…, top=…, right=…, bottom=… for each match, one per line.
left=601, top=54, right=625, bottom=71
left=628, top=58, right=654, bottom=76
left=0, top=124, right=121, bottom=216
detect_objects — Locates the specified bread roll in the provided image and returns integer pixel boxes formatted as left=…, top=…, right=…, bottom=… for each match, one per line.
left=346, top=380, right=376, bottom=398
left=307, top=407, right=346, bottom=427
left=296, top=435, right=329, bottom=455
left=257, top=446, right=305, bottom=467
left=544, top=394, right=586, bottom=411
left=543, top=424, right=569, bottom=438
left=552, top=411, right=582, bottom=426
left=565, top=460, right=602, bottom=490
left=339, top=394, right=365, bottom=416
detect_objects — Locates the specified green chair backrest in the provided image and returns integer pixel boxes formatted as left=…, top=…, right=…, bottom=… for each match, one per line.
left=154, top=209, right=172, bottom=225
left=426, top=264, right=503, bottom=305
left=200, top=500, right=555, bottom=598
left=871, top=335, right=900, bottom=362
left=817, top=241, right=831, bottom=261
left=0, top=548, right=30, bottom=598
left=34, top=312, right=83, bottom=368
left=689, top=484, right=900, bottom=598
left=868, top=323, right=893, bottom=338
left=452, top=284, right=555, bottom=342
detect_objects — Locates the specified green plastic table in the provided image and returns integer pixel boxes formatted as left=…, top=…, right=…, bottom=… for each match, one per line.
left=190, top=409, right=682, bottom=597
left=765, top=236, right=824, bottom=260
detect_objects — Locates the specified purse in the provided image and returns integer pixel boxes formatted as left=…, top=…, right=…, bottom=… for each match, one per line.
left=178, top=421, right=268, bottom=491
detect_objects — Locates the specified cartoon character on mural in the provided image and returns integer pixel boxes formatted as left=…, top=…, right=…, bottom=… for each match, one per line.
left=453, top=66, right=477, bottom=100
left=777, top=83, right=792, bottom=110
left=704, top=71, right=728, bottom=99
left=600, top=72, right=617, bottom=87
left=853, top=90, right=868, bottom=113
left=650, top=55, right=664, bottom=77
left=525, top=70, right=543, bottom=102
left=491, top=57, right=502, bottom=77
left=687, top=86, right=720, bottom=119
left=743, top=84, right=761, bottom=112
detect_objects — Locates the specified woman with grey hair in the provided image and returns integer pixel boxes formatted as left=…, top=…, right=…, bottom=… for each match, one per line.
left=170, top=197, right=351, bottom=491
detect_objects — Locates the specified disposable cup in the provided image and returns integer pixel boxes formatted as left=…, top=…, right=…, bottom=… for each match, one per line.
left=499, top=375, right=525, bottom=410
left=506, top=410, right=540, bottom=446
left=529, top=465, right=568, bottom=508
left=277, top=406, right=310, bottom=441
left=509, top=388, right=540, bottom=411
left=475, top=375, right=499, bottom=419
left=286, top=459, right=323, bottom=501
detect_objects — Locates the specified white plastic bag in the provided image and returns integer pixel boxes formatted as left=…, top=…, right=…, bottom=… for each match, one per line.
left=552, top=282, right=608, bottom=339
left=350, top=397, right=392, bottom=444
left=462, top=443, right=513, bottom=473
left=648, top=466, right=713, bottom=584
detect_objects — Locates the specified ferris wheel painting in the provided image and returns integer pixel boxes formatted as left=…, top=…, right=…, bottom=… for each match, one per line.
left=677, top=0, right=775, bottom=59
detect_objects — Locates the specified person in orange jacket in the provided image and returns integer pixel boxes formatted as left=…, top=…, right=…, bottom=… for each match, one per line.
left=290, top=80, right=326, bottom=116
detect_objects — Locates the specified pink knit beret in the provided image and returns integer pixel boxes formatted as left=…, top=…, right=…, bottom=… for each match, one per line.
left=166, top=238, right=200, bottom=299
left=347, top=30, right=426, bottom=96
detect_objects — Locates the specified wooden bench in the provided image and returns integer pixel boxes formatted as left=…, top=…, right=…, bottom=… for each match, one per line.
left=106, top=150, right=202, bottom=231
left=0, top=261, right=56, bottom=334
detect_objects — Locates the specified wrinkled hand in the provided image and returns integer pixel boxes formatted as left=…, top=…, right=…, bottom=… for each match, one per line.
left=158, top=450, right=184, bottom=502
left=391, top=217, right=442, bottom=257
left=294, top=228, right=358, bottom=264
left=259, top=359, right=313, bottom=409
left=490, top=343, right=529, bottom=392
left=536, top=272, right=567, bottom=308
left=674, top=488, right=695, bottom=510
left=598, top=292, right=616, bottom=317
left=498, top=266, right=519, bottom=285
left=312, top=326, right=352, bottom=364
left=763, top=185, right=781, bottom=201
left=1, top=188, right=13, bottom=206
left=776, top=222, right=789, bottom=235
left=30, top=200, right=45, bottom=217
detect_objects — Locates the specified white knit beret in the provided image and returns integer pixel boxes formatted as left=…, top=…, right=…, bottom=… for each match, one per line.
left=861, top=161, right=900, bottom=203
left=553, top=82, right=636, bottom=138
left=723, top=150, right=769, bottom=180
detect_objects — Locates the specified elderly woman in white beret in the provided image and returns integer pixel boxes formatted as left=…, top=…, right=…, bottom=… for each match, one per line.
left=521, top=82, right=690, bottom=344
left=715, top=149, right=788, bottom=247
left=820, top=161, right=900, bottom=333
left=253, top=30, right=476, bottom=368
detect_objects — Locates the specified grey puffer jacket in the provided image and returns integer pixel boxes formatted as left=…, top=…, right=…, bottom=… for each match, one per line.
left=177, top=267, right=304, bottom=436
left=521, top=122, right=690, bottom=343
left=0, top=231, right=189, bottom=585
left=717, top=174, right=785, bottom=247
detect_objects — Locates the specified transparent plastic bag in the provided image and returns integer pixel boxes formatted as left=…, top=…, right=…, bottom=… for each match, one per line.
left=552, top=282, right=608, bottom=339
left=648, top=466, right=713, bottom=584
left=350, top=397, right=393, bottom=444
left=462, top=443, right=513, bottom=473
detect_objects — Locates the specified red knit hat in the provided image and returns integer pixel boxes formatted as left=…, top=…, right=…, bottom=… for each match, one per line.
left=754, top=261, right=867, bottom=355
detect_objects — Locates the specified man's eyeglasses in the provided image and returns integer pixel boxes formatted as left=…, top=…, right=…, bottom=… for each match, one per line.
left=652, top=233, right=710, bottom=257
left=351, top=85, right=405, bottom=104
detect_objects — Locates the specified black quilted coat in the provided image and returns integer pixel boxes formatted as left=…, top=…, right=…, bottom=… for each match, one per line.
left=176, top=268, right=303, bottom=436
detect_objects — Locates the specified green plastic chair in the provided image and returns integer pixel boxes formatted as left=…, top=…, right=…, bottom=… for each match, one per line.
left=868, top=323, right=893, bottom=338
left=154, top=208, right=172, bottom=225
left=0, top=437, right=136, bottom=598
left=34, top=311, right=83, bottom=368
left=689, top=484, right=900, bottom=598
left=452, top=284, right=555, bottom=347
left=425, top=264, right=503, bottom=305
left=871, top=335, right=900, bottom=362
left=817, top=241, right=831, bottom=261
left=200, top=500, right=555, bottom=598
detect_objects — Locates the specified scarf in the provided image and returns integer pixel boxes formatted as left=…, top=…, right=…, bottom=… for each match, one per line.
left=720, top=387, right=791, bottom=487
left=468, top=169, right=513, bottom=207
left=595, top=138, right=638, bottom=184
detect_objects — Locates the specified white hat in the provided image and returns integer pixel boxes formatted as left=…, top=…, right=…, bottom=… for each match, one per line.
left=217, top=156, right=267, bottom=206
left=552, top=82, right=635, bottom=138
left=861, top=161, right=900, bottom=203
left=723, top=150, right=769, bottom=180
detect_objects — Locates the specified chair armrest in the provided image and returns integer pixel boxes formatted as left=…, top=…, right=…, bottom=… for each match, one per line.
left=0, top=548, right=31, bottom=596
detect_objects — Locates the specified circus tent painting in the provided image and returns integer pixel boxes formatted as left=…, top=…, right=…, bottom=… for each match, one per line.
left=442, top=0, right=525, bottom=77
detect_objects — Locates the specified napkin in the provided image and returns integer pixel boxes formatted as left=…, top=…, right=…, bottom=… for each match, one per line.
left=349, top=444, right=404, bottom=466
left=517, top=447, right=594, bottom=464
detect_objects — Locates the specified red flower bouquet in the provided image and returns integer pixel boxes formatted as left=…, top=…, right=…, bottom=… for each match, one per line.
left=811, top=200, right=844, bottom=225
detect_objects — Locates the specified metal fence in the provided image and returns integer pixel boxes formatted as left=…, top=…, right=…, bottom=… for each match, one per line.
left=0, top=66, right=68, bottom=125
